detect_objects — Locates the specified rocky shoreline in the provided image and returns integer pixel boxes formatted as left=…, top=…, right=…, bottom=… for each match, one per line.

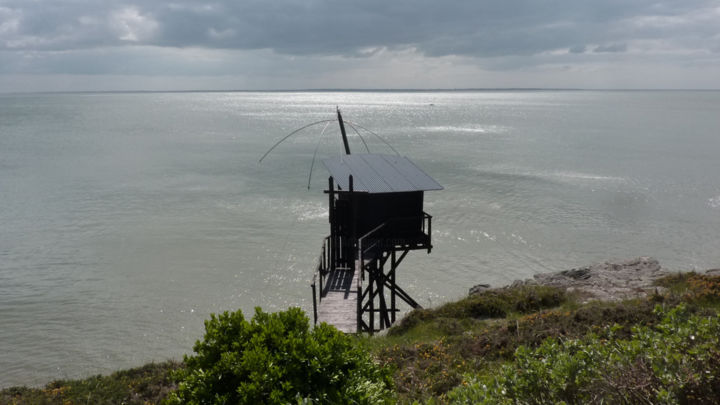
left=470, top=257, right=719, bottom=302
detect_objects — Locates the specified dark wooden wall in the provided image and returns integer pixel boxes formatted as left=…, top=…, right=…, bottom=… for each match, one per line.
left=338, top=191, right=424, bottom=238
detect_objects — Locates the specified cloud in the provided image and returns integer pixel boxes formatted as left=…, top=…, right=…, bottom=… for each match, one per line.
left=109, top=7, right=158, bottom=42
left=0, top=0, right=718, bottom=90
left=593, top=43, right=628, bottom=53
left=1, top=0, right=717, bottom=56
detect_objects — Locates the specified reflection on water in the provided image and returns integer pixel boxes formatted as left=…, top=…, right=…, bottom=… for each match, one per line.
left=1, top=90, right=720, bottom=386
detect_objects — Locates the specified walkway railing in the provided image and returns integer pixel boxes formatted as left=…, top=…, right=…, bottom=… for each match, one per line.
left=311, top=236, right=330, bottom=325
left=355, top=212, right=432, bottom=332
left=312, top=212, right=432, bottom=330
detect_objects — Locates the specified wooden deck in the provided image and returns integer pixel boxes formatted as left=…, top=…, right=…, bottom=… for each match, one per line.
left=316, top=267, right=359, bottom=333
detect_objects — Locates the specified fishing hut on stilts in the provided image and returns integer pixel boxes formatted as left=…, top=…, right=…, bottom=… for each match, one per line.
left=310, top=109, right=443, bottom=334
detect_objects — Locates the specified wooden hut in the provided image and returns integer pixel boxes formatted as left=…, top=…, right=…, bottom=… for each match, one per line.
left=311, top=113, right=442, bottom=334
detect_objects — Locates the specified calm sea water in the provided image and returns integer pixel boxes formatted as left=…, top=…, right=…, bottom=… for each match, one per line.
left=1, top=90, right=719, bottom=387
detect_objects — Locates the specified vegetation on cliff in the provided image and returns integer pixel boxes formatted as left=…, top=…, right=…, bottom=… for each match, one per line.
left=3, top=272, right=720, bottom=404
left=166, top=307, right=393, bottom=404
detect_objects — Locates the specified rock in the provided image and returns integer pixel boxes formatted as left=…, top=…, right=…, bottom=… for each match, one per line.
left=469, top=284, right=491, bottom=296
left=532, top=257, right=669, bottom=303
left=471, top=257, right=718, bottom=303
left=561, top=267, right=592, bottom=280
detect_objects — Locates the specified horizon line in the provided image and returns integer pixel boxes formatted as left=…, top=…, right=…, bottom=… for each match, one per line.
left=3, top=87, right=719, bottom=96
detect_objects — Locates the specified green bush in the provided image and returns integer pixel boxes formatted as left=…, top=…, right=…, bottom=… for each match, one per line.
left=166, top=307, right=393, bottom=405
left=447, top=304, right=720, bottom=404
left=388, top=285, right=566, bottom=337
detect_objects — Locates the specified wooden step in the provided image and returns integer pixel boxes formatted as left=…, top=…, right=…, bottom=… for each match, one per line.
left=316, top=267, right=359, bottom=333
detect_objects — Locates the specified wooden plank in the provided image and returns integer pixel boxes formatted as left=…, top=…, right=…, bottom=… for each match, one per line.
left=317, top=268, right=359, bottom=333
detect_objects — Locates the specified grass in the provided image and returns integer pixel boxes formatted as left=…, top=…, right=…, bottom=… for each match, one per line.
left=374, top=299, right=673, bottom=402
left=3, top=272, right=720, bottom=404
left=363, top=272, right=720, bottom=403
left=387, top=285, right=568, bottom=337
left=0, top=361, right=181, bottom=405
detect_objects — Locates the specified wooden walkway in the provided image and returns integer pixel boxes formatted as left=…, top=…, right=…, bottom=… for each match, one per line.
left=317, top=267, right=359, bottom=333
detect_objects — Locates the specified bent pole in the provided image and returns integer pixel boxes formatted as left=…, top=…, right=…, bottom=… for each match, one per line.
left=337, top=107, right=351, bottom=155
left=346, top=120, right=399, bottom=156
left=307, top=121, right=331, bottom=189
left=258, top=119, right=336, bottom=163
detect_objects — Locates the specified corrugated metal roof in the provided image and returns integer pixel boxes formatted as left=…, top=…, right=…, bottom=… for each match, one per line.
left=321, top=154, right=443, bottom=193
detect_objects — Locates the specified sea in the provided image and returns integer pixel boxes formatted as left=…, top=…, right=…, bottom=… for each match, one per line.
left=1, top=90, right=719, bottom=387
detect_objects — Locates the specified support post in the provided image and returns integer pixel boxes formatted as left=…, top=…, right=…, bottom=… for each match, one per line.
left=369, top=266, right=374, bottom=334
left=328, top=177, right=335, bottom=271
left=356, top=281, right=362, bottom=333
left=391, top=250, right=396, bottom=323
left=377, top=260, right=389, bottom=329
left=319, top=271, right=323, bottom=302
left=322, top=243, right=326, bottom=272
left=427, top=213, right=432, bottom=253
left=349, top=175, right=356, bottom=271
left=311, top=282, right=318, bottom=325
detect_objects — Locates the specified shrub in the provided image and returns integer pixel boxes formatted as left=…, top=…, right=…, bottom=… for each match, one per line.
left=387, top=285, right=566, bottom=337
left=447, top=304, right=720, bottom=404
left=166, top=307, right=393, bottom=405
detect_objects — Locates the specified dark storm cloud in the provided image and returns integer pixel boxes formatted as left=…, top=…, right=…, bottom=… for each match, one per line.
left=1, top=0, right=718, bottom=57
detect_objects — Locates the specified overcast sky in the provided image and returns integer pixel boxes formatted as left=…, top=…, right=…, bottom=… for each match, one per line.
left=1, top=0, right=719, bottom=92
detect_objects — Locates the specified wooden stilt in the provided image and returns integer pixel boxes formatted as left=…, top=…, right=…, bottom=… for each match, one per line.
left=390, top=250, right=396, bottom=323
left=369, top=265, right=374, bottom=333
